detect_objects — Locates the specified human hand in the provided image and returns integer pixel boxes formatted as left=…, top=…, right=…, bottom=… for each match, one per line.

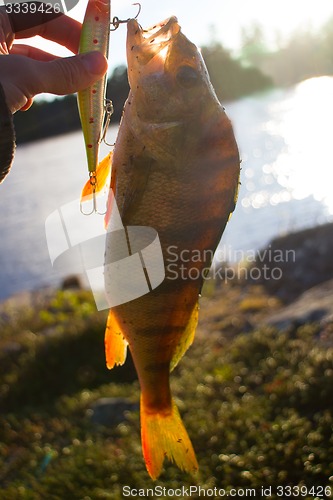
left=0, top=5, right=107, bottom=113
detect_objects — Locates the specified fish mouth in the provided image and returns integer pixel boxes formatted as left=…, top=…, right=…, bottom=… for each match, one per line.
left=127, top=16, right=180, bottom=69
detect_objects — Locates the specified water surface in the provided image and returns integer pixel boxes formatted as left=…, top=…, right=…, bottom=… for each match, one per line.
left=0, top=77, right=332, bottom=300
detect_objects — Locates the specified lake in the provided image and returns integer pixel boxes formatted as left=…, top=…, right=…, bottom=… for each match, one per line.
left=0, top=76, right=332, bottom=301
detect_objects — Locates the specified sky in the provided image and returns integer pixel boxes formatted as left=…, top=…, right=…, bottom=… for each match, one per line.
left=17, top=0, right=333, bottom=74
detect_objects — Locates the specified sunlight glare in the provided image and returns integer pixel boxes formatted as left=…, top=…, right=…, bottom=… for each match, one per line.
left=266, top=77, right=333, bottom=215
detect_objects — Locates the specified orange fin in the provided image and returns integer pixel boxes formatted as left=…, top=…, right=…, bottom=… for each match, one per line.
left=81, top=151, right=112, bottom=201
left=104, top=309, right=128, bottom=370
left=228, top=171, right=241, bottom=221
left=104, top=153, right=117, bottom=229
left=141, top=396, right=198, bottom=480
left=104, top=184, right=114, bottom=229
left=170, top=302, right=199, bottom=372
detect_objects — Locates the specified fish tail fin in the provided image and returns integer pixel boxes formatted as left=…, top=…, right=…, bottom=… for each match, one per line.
left=105, top=310, right=128, bottom=369
left=140, top=395, right=198, bottom=480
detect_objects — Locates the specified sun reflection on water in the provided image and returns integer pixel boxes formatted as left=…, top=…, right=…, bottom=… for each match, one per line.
left=268, top=76, right=333, bottom=214
left=240, top=76, right=333, bottom=216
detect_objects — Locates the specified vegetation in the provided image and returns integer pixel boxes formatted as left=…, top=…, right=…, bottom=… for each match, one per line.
left=201, top=43, right=272, bottom=102
left=0, top=283, right=332, bottom=499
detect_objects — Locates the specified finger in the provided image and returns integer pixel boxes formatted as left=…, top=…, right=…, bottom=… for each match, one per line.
left=0, top=41, right=9, bottom=54
left=12, top=13, right=81, bottom=54
left=38, top=16, right=81, bottom=54
left=0, top=27, right=9, bottom=54
left=0, top=9, right=14, bottom=51
left=11, top=43, right=59, bottom=61
left=20, top=97, right=34, bottom=111
left=29, top=51, right=108, bottom=96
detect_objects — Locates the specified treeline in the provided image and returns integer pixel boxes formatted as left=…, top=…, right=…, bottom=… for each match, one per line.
left=201, top=43, right=272, bottom=101
left=13, top=44, right=272, bottom=144
left=240, top=17, right=333, bottom=86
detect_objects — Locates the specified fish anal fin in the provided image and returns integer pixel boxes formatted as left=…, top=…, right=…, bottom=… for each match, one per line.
left=170, top=302, right=199, bottom=372
left=81, top=151, right=112, bottom=201
left=141, top=396, right=198, bottom=480
left=104, top=309, right=128, bottom=370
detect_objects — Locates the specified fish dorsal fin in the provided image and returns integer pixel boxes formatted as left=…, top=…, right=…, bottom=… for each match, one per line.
left=170, top=301, right=199, bottom=372
left=81, top=151, right=113, bottom=201
left=105, top=309, right=128, bottom=369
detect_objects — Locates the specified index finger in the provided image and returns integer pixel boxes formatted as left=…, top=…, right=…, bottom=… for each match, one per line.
left=8, top=4, right=82, bottom=53
left=31, top=15, right=82, bottom=54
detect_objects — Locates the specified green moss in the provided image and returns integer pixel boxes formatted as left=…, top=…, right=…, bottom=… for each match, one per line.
left=0, top=288, right=333, bottom=498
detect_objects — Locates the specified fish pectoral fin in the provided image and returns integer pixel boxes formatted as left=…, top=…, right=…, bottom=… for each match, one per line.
left=81, top=151, right=113, bottom=201
left=141, top=121, right=183, bottom=162
left=141, top=396, right=198, bottom=480
left=104, top=309, right=128, bottom=369
left=170, top=302, right=199, bottom=372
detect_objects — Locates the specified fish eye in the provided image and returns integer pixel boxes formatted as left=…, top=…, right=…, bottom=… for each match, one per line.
left=176, top=65, right=199, bottom=88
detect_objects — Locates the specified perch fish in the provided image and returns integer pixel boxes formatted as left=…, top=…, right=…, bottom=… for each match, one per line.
left=97, top=16, right=240, bottom=478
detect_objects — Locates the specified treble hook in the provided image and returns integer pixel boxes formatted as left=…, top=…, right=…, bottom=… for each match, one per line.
left=110, top=2, right=141, bottom=31
left=80, top=172, right=107, bottom=216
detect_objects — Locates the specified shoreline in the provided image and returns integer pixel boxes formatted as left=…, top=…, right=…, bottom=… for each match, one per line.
left=1, top=222, right=332, bottom=317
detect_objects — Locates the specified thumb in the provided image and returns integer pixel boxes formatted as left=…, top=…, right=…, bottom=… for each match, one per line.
left=32, top=51, right=108, bottom=96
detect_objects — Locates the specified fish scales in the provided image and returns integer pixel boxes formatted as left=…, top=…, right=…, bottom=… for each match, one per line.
left=103, top=16, right=240, bottom=479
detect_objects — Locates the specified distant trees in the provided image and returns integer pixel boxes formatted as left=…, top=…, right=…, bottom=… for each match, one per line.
left=13, top=94, right=80, bottom=143
left=322, top=17, right=333, bottom=70
left=105, top=65, right=129, bottom=119
left=240, top=16, right=333, bottom=87
left=240, top=23, right=268, bottom=68
left=201, top=42, right=273, bottom=101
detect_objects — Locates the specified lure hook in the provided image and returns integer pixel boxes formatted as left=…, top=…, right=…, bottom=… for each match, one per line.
left=110, top=2, right=141, bottom=31
left=100, top=99, right=114, bottom=147
left=80, top=172, right=107, bottom=216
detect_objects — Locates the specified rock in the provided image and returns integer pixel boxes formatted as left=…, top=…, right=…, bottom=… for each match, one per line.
left=249, top=222, right=333, bottom=302
left=265, top=278, right=333, bottom=330
left=88, top=397, right=139, bottom=427
left=61, top=275, right=83, bottom=290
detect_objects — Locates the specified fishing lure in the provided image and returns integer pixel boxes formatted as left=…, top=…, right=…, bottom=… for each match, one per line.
left=78, top=1, right=141, bottom=214
left=78, top=0, right=112, bottom=214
